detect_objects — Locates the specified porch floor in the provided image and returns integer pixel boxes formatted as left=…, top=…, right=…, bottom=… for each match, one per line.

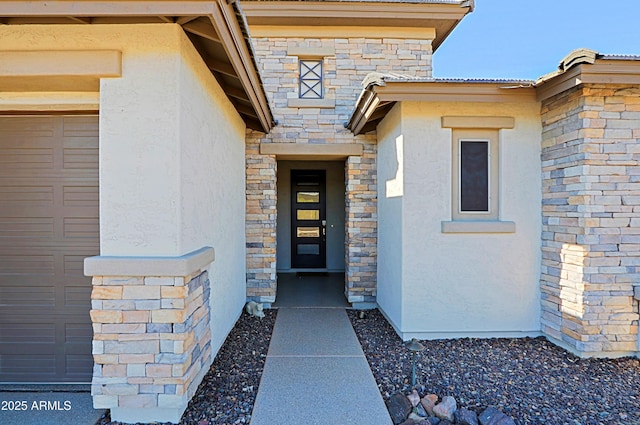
left=273, top=272, right=349, bottom=308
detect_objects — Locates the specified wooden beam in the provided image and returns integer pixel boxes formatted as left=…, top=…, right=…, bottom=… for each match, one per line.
left=213, top=0, right=273, bottom=132
left=158, top=16, right=175, bottom=23
left=222, top=84, right=250, bottom=102
left=368, top=104, right=393, bottom=122
left=204, top=55, right=237, bottom=78
left=66, top=16, right=91, bottom=24
left=234, top=101, right=259, bottom=119
left=185, top=32, right=239, bottom=79
left=182, top=18, right=221, bottom=43
left=176, top=16, right=199, bottom=25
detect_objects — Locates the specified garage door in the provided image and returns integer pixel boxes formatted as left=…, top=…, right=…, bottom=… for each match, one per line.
left=0, top=115, right=99, bottom=383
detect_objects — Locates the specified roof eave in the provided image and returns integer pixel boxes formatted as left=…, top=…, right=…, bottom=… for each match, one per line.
left=535, top=57, right=640, bottom=102
left=348, top=78, right=537, bottom=135
left=0, top=0, right=274, bottom=132
left=241, top=1, right=473, bottom=52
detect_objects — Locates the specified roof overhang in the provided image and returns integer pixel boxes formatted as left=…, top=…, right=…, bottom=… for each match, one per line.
left=240, top=0, right=474, bottom=51
left=535, top=50, right=640, bottom=101
left=0, top=0, right=274, bottom=132
left=349, top=49, right=640, bottom=135
left=347, top=77, right=536, bottom=135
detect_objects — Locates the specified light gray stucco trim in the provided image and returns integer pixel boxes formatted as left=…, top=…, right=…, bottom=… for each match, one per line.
left=441, top=221, right=516, bottom=233
left=84, top=246, right=215, bottom=277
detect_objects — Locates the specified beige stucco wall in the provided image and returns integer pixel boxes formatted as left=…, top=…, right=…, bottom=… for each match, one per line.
left=377, top=101, right=543, bottom=339
left=0, top=24, right=181, bottom=256
left=1, top=24, right=247, bottom=422
left=376, top=104, right=404, bottom=325
left=176, top=32, right=247, bottom=354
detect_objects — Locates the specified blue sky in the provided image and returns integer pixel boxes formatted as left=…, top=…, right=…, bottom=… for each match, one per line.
left=433, top=0, right=640, bottom=80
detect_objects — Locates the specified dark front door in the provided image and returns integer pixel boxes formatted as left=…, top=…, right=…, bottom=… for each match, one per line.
left=291, top=170, right=326, bottom=268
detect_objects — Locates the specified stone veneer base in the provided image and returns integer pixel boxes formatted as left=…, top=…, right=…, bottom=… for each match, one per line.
left=86, top=247, right=214, bottom=424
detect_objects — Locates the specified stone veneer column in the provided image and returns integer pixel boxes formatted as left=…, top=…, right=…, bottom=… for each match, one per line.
left=540, top=85, right=640, bottom=356
left=346, top=142, right=378, bottom=304
left=85, top=247, right=214, bottom=424
left=246, top=134, right=277, bottom=304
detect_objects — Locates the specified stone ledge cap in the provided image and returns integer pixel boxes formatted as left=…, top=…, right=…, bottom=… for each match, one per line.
left=84, top=246, right=215, bottom=277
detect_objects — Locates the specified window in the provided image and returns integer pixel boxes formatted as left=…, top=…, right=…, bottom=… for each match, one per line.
left=459, top=140, right=490, bottom=213
left=299, top=59, right=323, bottom=99
left=452, top=129, right=499, bottom=221
left=441, top=117, right=516, bottom=233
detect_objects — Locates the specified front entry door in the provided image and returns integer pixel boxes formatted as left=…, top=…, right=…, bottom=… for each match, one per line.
left=291, top=170, right=326, bottom=268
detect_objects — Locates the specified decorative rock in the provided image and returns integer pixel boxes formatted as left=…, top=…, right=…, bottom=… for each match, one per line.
left=425, top=418, right=441, bottom=425
left=433, top=396, right=457, bottom=422
left=454, top=408, right=479, bottom=425
left=399, top=420, right=421, bottom=425
left=388, top=393, right=413, bottom=425
left=415, top=402, right=429, bottom=417
left=439, top=421, right=453, bottom=425
left=407, top=389, right=421, bottom=407
left=479, top=407, right=515, bottom=425
left=409, top=412, right=427, bottom=422
left=421, top=394, right=438, bottom=416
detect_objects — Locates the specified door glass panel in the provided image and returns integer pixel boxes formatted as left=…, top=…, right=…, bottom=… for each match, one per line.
left=297, top=191, right=319, bottom=203
left=297, top=244, right=320, bottom=255
left=297, top=210, right=320, bottom=220
left=297, top=227, right=320, bottom=238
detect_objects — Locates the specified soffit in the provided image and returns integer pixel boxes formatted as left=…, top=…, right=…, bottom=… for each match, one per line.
left=0, top=0, right=274, bottom=132
left=240, top=0, right=473, bottom=51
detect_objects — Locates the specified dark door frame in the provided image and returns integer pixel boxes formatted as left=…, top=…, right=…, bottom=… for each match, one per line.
left=290, top=169, right=326, bottom=269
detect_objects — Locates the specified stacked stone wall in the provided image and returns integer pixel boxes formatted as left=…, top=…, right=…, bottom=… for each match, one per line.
left=246, top=35, right=433, bottom=303
left=541, top=84, right=640, bottom=355
left=90, top=270, right=212, bottom=413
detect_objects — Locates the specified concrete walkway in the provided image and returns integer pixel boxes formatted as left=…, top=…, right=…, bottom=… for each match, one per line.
left=250, top=308, right=392, bottom=425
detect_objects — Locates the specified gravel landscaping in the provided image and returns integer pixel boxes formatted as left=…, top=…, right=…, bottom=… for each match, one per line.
left=95, top=309, right=276, bottom=425
left=348, top=309, right=640, bottom=425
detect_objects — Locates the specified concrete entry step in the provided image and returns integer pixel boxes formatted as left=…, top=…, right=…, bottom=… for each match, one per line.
left=250, top=308, right=392, bottom=425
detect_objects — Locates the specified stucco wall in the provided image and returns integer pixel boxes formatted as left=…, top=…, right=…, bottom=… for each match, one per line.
left=376, top=104, right=404, bottom=327
left=1, top=23, right=248, bottom=421
left=0, top=24, right=184, bottom=256
left=377, top=101, right=542, bottom=339
left=177, top=32, right=247, bottom=355
left=276, top=161, right=346, bottom=272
